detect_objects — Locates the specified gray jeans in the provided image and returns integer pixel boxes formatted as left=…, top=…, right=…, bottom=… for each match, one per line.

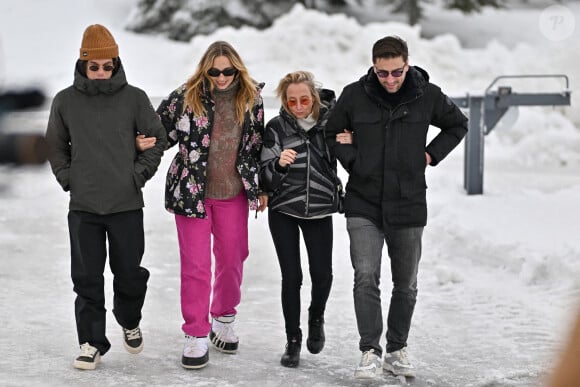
left=346, top=216, right=423, bottom=356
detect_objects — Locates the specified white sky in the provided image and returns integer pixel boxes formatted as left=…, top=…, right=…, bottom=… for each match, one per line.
left=1, top=1, right=579, bottom=386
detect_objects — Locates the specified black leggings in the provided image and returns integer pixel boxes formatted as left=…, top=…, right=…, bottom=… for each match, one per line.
left=268, top=210, right=333, bottom=339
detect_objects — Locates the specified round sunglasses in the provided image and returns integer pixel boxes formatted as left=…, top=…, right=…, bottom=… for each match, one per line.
left=287, top=96, right=312, bottom=108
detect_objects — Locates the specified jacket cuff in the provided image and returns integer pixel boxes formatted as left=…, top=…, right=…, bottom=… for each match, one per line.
left=274, top=159, right=289, bottom=173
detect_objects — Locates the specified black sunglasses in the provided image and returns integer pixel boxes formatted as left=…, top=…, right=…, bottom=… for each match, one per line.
left=375, top=66, right=405, bottom=78
left=207, top=67, right=238, bottom=77
left=88, top=64, right=115, bottom=72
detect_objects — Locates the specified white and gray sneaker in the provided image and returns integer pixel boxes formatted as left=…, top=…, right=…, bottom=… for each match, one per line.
left=73, top=343, right=100, bottom=370
left=383, top=347, right=416, bottom=377
left=354, top=349, right=383, bottom=379
left=210, top=315, right=239, bottom=353
left=122, top=326, right=143, bottom=354
left=182, top=335, right=209, bottom=369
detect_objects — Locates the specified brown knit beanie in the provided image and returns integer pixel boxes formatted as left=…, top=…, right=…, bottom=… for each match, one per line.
left=79, top=24, right=119, bottom=61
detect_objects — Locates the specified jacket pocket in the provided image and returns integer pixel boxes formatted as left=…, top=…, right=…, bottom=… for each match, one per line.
left=353, top=110, right=382, bottom=129
left=399, top=174, right=427, bottom=199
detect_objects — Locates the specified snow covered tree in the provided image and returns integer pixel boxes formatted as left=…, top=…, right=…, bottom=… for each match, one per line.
left=125, top=0, right=283, bottom=41
left=390, top=0, right=504, bottom=25
left=124, top=0, right=505, bottom=41
left=124, top=0, right=367, bottom=41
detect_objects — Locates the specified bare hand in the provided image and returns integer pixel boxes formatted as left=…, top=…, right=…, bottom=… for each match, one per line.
left=258, top=193, right=268, bottom=212
left=336, top=129, right=353, bottom=144
left=136, top=134, right=156, bottom=152
left=278, top=149, right=297, bottom=167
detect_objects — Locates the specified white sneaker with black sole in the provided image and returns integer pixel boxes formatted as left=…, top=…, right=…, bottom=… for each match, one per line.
left=209, top=315, right=239, bottom=353
left=354, top=349, right=382, bottom=379
left=182, top=335, right=209, bottom=369
left=383, top=347, right=416, bottom=377
left=73, top=343, right=100, bottom=370
left=122, top=326, right=144, bottom=354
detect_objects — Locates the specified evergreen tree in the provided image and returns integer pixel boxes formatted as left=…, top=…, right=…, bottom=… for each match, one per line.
left=389, top=0, right=503, bottom=25
left=125, top=0, right=505, bottom=41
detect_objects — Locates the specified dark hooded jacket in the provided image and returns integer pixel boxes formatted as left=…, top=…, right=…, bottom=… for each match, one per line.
left=46, top=59, right=167, bottom=214
left=260, top=89, right=339, bottom=218
left=325, top=66, right=468, bottom=227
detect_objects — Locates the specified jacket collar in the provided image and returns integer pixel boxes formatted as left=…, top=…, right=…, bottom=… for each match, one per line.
left=73, top=58, right=128, bottom=96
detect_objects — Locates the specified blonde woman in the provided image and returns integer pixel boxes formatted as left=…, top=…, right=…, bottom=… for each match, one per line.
left=260, top=71, right=350, bottom=367
left=156, top=41, right=266, bottom=369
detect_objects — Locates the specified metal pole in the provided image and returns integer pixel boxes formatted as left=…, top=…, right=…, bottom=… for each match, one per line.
left=464, top=96, right=484, bottom=195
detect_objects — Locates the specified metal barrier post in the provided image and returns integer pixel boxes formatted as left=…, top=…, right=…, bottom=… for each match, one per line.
left=464, top=96, right=484, bottom=194
left=452, top=74, right=570, bottom=195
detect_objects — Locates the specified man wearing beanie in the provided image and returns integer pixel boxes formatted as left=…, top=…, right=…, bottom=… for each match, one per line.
left=46, top=24, right=167, bottom=370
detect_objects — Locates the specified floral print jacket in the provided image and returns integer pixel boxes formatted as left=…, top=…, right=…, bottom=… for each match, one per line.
left=157, top=81, right=265, bottom=218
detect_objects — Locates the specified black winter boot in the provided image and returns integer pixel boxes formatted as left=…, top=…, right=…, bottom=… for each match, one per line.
left=280, top=334, right=301, bottom=368
left=306, top=315, right=325, bottom=354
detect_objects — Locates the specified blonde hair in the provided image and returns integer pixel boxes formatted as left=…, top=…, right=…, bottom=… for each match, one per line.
left=276, top=71, right=321, bottom=121
left=184, top=41, right=258, bottom=124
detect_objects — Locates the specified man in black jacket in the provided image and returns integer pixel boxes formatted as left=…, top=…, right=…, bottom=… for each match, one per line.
left=326, top=35, right=468, bottom=379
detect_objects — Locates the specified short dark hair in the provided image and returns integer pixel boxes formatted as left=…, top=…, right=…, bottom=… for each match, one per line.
left=372, top=36, right=409, bottom=63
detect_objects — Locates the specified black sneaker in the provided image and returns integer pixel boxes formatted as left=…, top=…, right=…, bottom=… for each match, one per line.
left=280, top=335, right=301, bottom=368
left=73, top=343, right=100, bottom=370
left=122, top=326, right=144, bottom=354
left=306, top=316, right=325, bottom=354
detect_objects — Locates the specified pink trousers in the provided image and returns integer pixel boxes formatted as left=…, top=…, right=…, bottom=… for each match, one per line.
left=175, top=191, right=249, bottom=337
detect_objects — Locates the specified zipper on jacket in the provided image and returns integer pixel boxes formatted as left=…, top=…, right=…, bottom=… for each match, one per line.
left=383, top=92, right=422, bottom=165
left=305, top=138, right=311, bottom=217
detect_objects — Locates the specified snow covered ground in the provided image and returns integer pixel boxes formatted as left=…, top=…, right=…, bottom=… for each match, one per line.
left=1, top=1, right=579, bottom=386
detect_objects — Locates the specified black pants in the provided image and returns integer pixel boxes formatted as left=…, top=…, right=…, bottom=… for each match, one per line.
left=268, top=210, right=333, bottom=340
left=68, top=209, right=149, bottom=355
